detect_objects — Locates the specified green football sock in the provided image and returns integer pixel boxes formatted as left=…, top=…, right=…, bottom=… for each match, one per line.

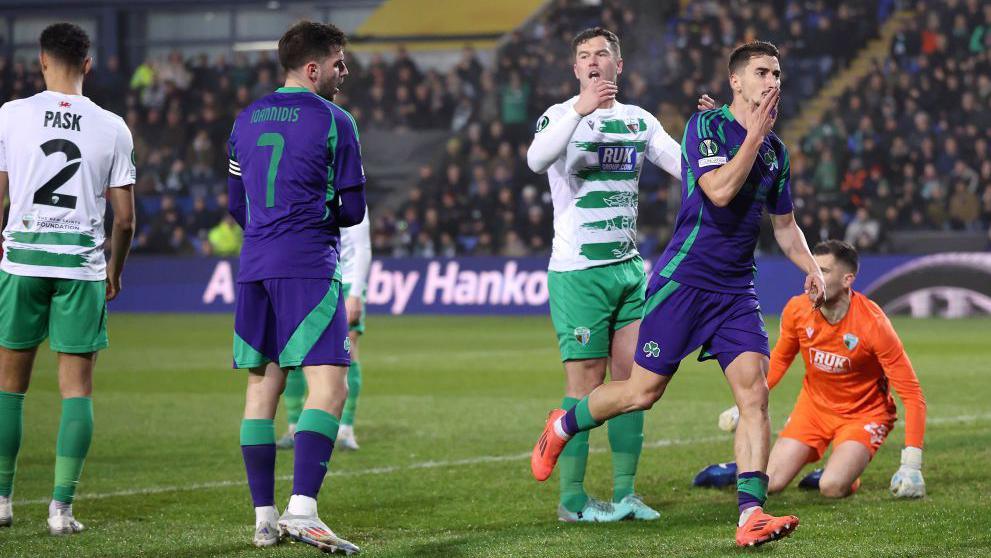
left=296, top=408, right=340, bottom=442
left=0, top=391, right=25, bottom=497
left=607, top=410, right=644, bottom=502
left=559, top=396, right=589, bottom=512
left=340, top=360, right=362, bottom=426
left=52, top=397, right=94, bottom=504
left=284, top=368, right=306, bottom=426
left=573, top=397, right=602, bottom=431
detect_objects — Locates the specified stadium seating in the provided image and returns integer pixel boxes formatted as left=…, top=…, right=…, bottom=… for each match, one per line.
left=1, top=0, right=987, bottom=257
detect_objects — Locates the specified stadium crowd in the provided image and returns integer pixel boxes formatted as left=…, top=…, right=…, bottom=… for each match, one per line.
left=0, top=0, right=988, bottom=257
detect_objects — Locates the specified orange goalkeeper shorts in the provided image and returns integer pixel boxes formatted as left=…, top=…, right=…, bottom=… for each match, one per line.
left=779, top=394, right=895, bottom=462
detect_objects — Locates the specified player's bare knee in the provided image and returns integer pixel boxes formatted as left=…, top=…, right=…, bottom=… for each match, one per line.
left=0, top=373, right=30, bottom=394
left=819, top=477, right=851, bottom=498
left=767, top=476, right=788, bottom=494
left=565, top=361, right=605, bottom=397
left=736, top=386, right=768, bottom=417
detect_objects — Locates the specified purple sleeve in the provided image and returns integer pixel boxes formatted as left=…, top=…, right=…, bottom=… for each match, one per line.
left=766, top=142, right=793, bottom=215
left=334, top=187, right=366, bottom=227
left=333, top=112, right=366, bottom=192
left=227, top=130, right=246, bottom=227
left=683, top=112, right=730, bottom=184
left=228, top=176, right=246, bottom=228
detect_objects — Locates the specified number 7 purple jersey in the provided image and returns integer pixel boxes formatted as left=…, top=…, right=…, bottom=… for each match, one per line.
left=653, top=104, right=792, bottom=293
left=227, top=86, right=366, bottom=283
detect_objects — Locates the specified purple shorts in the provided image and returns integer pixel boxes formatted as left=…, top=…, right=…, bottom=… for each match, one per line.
left=634, top=276, right=769, bottom=375
left=233, top=277, right=350, bottom=369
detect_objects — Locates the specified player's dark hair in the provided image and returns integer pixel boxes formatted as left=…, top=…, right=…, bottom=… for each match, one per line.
left=278, top=21, right=347, bottom=72
left=572, top=27, right=621, bottom=58
left=728, top=40, right=779, bottom=75
left=39, top=22, right=90, bottom=71
left=813, top=240, right=859, bottom=274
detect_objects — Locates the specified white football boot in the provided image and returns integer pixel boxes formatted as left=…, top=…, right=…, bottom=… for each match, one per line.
left=253, top=505, right=280, bottom=547
left=0, top=495, right=11, bottom=527
left=337, top=424, right=359, bottom=451
left=278, top=496, right=359, bottom=554
left=48, top=501, right=84, bottom=535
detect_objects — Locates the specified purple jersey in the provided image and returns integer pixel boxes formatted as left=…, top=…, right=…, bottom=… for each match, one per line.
left=227, top=87, right=365, bottom=282
left=654, top=104, right=792, bottom=293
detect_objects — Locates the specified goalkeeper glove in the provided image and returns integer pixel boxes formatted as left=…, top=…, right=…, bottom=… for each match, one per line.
left=718, top=405, right=739, bottom=432
left=889, top=446, right=925, bottom=498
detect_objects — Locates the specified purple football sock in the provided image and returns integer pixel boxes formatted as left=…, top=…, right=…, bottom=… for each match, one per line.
left=240, top=418, right=276, bottom=507
left=241, top=445, right=276, bottom=507
left=292, top=431, right=334, bottom=498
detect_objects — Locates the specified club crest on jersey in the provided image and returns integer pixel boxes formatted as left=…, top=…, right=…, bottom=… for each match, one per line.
left=21, top=213, right=36, bottom=230
left=598, top=145, right=636, bottom=172
left=642, top=341, right=660, bottom=358
left=536, top=115, right=550, bottom=132
left=810, top=348, right=850, bottom=373
left=574, top=327, right=591, bottom=346
left=843, top=333, right=859, bottom=350
left=805, top=327, right=814, bottom=338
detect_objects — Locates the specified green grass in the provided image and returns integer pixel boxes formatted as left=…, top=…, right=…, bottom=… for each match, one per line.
left=2, top=314, right=990, bottom=557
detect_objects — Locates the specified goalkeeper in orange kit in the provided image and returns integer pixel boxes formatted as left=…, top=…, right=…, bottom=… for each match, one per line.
left=715, top=240, right=927, bottom=498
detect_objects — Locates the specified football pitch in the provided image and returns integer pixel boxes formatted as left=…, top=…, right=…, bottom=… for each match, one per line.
left=2, top=314, right=989, bottom=557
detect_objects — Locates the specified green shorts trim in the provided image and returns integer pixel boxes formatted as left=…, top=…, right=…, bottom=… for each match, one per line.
left=342, top=282, right=366, bottom=335
left=548, top=257, right=646, bottom=361
left=0, top=270, right=108, bottom=353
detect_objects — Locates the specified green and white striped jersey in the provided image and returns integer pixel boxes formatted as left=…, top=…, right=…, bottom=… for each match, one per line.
left=532, top=97, right=681, bottom=272
left=0, top=91, right=134, bottom=280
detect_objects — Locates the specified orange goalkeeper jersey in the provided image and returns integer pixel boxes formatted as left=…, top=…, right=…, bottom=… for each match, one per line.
left=769, top=290, right=926, bottom=448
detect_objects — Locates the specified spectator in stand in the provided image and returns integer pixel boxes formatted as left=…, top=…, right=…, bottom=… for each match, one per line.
left=207, top=215, right=243, bottom=257
left=948, top=181, right=980, bottom=230
left=7, top=0, right=978, bottom=258
left=845, top=207, right=881, bottom=252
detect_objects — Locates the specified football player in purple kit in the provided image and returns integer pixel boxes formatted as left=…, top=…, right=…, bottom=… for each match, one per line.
left=227, top=21, right=364, bottom=554
left=531, top=41, right=825, bottom=548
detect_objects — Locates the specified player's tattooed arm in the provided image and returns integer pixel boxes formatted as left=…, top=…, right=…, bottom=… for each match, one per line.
left=697, top=89, right=778, bottom=207
left=770, top=212, right=825, bottom=307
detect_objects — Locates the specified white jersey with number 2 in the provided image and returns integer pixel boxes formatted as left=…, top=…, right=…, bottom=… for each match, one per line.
left=0, top=90, right=134, bottom=281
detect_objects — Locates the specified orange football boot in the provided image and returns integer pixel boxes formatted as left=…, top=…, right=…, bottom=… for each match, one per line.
left=735, top=507, right=799, bottom=547
left=531, top=409, right=568, bottom=481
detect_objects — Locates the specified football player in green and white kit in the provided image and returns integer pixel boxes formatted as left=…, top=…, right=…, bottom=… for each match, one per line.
left=278, top=208, right=371, bottom=451
left=0, top=23, right=135, bottom=535
left=527, top=27, right=712, bottom=523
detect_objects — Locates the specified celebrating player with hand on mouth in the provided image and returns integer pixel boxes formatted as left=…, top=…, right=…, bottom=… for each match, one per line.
left=531, top=40, right=822, bottom=547
left=527, top=26, right=711, bottom=523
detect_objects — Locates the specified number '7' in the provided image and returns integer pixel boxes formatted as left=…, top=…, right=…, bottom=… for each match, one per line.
left=256, top=132, right=285, bottom=208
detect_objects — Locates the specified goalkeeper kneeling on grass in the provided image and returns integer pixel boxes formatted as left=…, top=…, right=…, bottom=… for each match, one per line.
left=701, top=241, right=927, bottom=498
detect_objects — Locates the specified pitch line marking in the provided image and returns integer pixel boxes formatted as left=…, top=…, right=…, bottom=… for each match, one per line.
left=13, top=414, right=988, bottom=506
